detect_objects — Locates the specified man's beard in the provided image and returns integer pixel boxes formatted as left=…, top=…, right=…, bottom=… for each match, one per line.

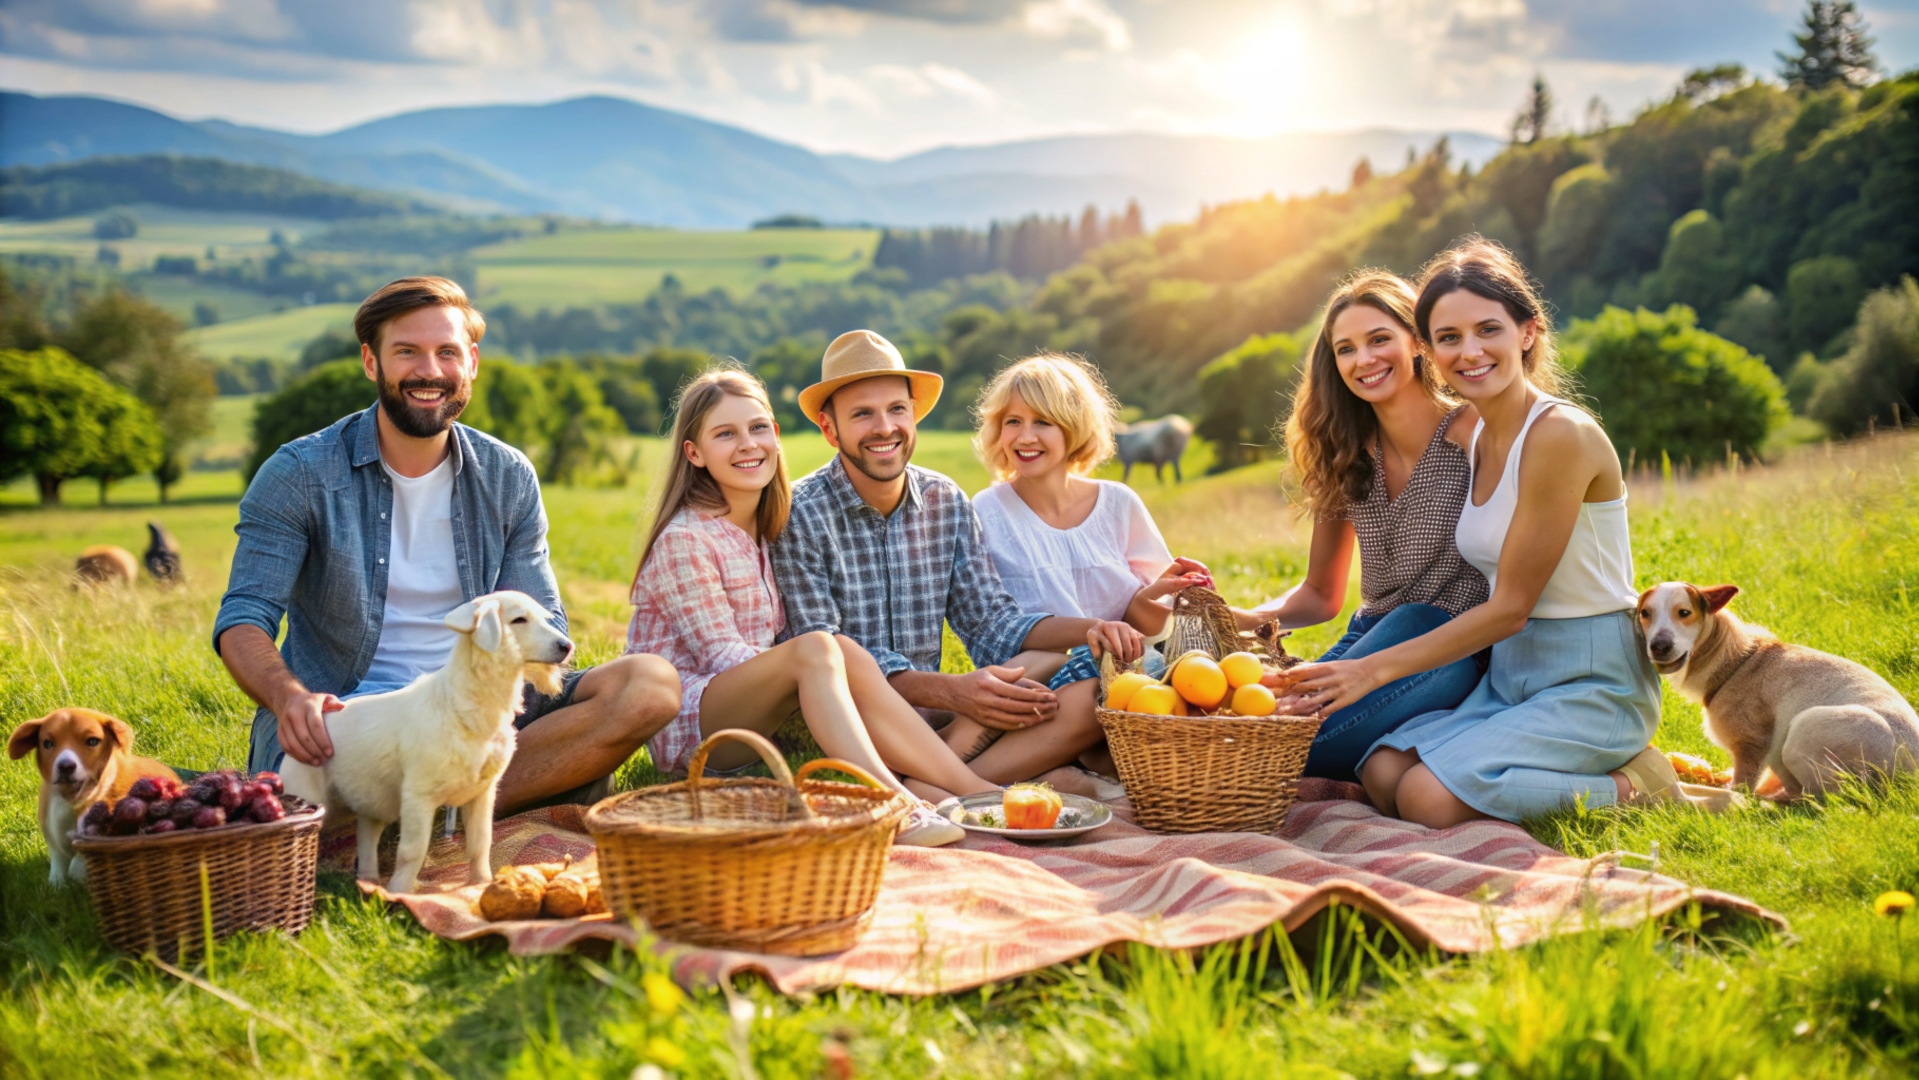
left=841, top=428, right=915, bottom=483
left=376, top=359, right=470, bottom=438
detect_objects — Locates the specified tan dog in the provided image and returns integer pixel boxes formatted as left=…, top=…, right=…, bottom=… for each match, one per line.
left=8, top=708, right=180, bottom=884
left=74, top=546, right=138, bottom=587
left=1638, top=582, right=1919, bottom=800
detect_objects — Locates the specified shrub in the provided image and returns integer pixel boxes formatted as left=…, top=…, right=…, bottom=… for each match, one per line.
left=0, top=347, right=162, bottom=504
left=1195, top=332, right=1303, bottom=472
left=1786, top=255, right=1865, bottom=357
left=1562, top=305, right=1787, bottom=468
left=463, top=359, right=551, bottom=451
left=244, top=359, right=375, bottom=482
left=1714, top=285, right=1790, bottom=375
left=91, top=211, right=137, bottom=240
left=539, top=362, right=624, bottom=485
left=1808, top=276, right=1919, bottom=435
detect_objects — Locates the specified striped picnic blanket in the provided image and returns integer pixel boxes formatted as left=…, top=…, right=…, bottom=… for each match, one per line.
left=352, top=783, right=1781, bottom=996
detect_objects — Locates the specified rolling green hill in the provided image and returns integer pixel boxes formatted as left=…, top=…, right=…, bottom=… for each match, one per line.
left=182, top=303, right=355, bottom=362
left=470, top=226, right=879, bottom=308
left=0, top=155, right=434, bottom=220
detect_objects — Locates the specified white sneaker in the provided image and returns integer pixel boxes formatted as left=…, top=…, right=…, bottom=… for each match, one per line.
left=894, top=804, right=965, bottom=847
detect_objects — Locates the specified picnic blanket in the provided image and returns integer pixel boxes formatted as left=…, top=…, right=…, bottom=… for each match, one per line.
left=349, top=783, right=1783, bottom=996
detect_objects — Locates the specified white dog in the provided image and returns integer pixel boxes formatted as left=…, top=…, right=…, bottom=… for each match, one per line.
left=281, top=591, right=573, bottom=893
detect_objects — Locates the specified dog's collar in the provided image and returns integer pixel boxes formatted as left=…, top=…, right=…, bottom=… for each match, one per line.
left=1701, top=645, right=1762, bottom=708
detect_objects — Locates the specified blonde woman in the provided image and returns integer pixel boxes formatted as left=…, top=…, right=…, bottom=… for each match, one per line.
left=626, top=367, right=1001, bottom=846
left=948, top=353, right=1206, bottom=761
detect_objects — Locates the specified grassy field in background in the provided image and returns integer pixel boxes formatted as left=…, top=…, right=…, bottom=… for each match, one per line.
left=1, top=430, right=1917, bottom=1076
left=181, top=303, right=357, bottom=364
left=0, top=205, right=321, bottom=266
left=468, top=226, right=880, bottom=310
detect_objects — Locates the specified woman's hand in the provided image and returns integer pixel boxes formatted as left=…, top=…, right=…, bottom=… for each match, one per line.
left=1086, top=621, right=1145, bottom=665
left=1263, top=658, right=1381, bottom=717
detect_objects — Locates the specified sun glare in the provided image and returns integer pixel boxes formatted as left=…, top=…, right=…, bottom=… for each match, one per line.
left=1211, top=11, right=1316, bottom=135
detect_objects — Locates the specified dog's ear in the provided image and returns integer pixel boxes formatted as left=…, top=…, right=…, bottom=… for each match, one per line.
left=1698, top=584, right=1740, bottom=614
left=472, top=601, right=505, bottom=654
left=6, top=717, right=44, bottom=761
left=102, top=714, right=134, bottom=753
left=444, top=598, right=481, bottom=634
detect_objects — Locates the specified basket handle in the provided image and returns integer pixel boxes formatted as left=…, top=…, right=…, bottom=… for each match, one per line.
left=793, top=758, right=893, bottom=793
left=685, top=728, right=811, bottom=822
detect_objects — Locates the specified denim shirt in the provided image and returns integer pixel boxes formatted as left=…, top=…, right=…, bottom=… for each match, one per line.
left=213, top=405, right=564, bottom=766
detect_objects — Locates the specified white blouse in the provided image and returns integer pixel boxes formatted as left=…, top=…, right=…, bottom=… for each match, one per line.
left=973, top=480, right=1174, bottom=624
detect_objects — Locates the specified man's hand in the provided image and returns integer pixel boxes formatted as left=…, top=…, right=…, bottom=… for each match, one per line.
left=951, top=665, right=1059, bottom=731
left=275, top=690, right=343, bottom=766
left=1086, top=621, right=1144, bottom=665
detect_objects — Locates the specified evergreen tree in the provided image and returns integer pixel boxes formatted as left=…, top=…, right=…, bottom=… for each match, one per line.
left=1511, top=74, right=1554, bottom=144
left=1778, top=1, right=1877, bottom=90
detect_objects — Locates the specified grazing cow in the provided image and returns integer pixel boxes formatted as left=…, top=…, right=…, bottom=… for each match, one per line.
left=1116, top=415, right=1193, bottom=483
left=143, top=521, right=182, bottom=585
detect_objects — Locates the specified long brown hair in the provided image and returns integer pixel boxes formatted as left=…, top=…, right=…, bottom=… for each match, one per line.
left=1284, top=269, right=1454, bottom=517
left=1412, top=236, right=1571, bottom=396
left=634, top=366, right=791, bottom=580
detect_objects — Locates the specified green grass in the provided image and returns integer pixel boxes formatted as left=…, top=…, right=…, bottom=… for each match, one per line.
left=182, top=303, right=357, bottom=364
left=0, top=205, right=322, bottom=266
left=3, top=433, right=1918, bottom=1077
left=469, top=227, right=879, bottom=309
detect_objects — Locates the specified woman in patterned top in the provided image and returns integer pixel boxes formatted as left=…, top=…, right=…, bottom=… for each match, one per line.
left=1233, top=270, right=1488, bottom=779
left=626, top=368, right=999, bottom=847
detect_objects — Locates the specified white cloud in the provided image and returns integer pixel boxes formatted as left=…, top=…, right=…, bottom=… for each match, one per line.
left=1020, top=0, right=1129, bottom=51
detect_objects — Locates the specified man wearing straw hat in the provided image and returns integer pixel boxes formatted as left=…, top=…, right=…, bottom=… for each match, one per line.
left=770, top=330, right=1142, bottom=792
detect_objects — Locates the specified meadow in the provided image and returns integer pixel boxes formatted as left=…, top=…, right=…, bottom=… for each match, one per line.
left=2, top=430, right=1917, bottom=1077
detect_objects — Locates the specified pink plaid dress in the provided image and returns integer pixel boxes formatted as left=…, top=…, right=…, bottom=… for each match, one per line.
left=626, top=509, right=785, bottom=772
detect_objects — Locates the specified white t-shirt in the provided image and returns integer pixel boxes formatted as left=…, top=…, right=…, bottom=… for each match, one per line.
left=973, top=480, right=1173, bottom=624
left=360, top=455, right=463, bottom=687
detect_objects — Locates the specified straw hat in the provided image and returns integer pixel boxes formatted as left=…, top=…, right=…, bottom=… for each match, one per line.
left=797, top=330, right=943, bottom=427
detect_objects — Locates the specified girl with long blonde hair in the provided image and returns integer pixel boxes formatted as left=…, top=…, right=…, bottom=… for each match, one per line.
left=625, top=366, right=999, bottom=846
left=1275, top=239, right=1738, bottom=825
left=1233, top=269, right=1487, bottom=781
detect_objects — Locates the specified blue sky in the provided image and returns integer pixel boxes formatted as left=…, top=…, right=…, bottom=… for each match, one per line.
left=2, top=1, right=1914, bottom=156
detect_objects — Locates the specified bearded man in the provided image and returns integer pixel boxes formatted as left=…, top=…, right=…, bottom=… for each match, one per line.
left=214, top=277, right=679, bottom=812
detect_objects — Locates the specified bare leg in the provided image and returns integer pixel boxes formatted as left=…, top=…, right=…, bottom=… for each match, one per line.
left=834, top=637, right=999, bottom=797
left=462, top=783, right=498, bottom=884
left=496, top=653, right=681, bottom=815
left=1392, top=764, right=1490, bottom=829
left=967, top=679, right=1106, bottom=786
left=388, top=793, right=437, bottom=893
left=1361, top=747, right=1421, bottom=818
left=939, top=649, right=1070, bottom=761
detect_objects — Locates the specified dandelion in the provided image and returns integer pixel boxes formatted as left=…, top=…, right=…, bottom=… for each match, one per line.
left=642, top=971, right=685, bottom=1016
left=1873, top=891, right=1914, bottom=917
left=645, top=1035, right=686, bottom=1068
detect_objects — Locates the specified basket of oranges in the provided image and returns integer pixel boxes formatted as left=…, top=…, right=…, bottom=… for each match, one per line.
left=1095, top=587, right=1321, bottom=834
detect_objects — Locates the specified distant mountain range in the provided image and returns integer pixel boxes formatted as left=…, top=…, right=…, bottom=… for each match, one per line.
left=0, top=90, right=1501, bottom=228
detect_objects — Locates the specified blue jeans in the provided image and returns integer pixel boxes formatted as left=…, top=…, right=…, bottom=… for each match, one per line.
left=1302, top=603, right=1481, bottom=780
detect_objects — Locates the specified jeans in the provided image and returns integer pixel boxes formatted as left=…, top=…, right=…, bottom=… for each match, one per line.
left=1301, top=603, right=1481, bottom=780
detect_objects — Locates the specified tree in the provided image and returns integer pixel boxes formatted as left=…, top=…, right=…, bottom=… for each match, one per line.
left=1808, top=276, right=1919, bottom=434
left=57, top=287, right=214, bottom=503
left=1562, top=305, right=1787, bottom=467
left=1779, top=1, right=1877, bottom=90
left=463, top=358, right=553, bottom=451
left=1786, top=255, right=1866, bottom=357
left=82, top=389, right=165, bottom=504
left=1195, top=332, right=1303, bottom=472
left=539, top=362, right=623, bottom=485
left=1714, top=285, right=1791, bottom=375
left=1677, top=64, right=1748, bottom=104
left=1510, top=74, right=1554, bottom=144
left=92, top=211, right=138, bottom=240
left=0, top=347, right=162, bottom=505
left=299, top=327, right=359, bottom=371
left=245, top=359, right=375, bottom=483
left=1350, top=157, right=1374, bottom=189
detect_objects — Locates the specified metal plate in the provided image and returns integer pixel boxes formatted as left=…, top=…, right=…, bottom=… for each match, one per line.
left=934, top=790, right=1113, bottom=843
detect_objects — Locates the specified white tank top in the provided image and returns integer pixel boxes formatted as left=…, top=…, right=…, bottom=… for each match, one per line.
left=1455, top=397, right=1637, bottom=620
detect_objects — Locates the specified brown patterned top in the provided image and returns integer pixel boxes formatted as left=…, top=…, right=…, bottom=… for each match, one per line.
left=1342, top=406, right=1490, bottom=618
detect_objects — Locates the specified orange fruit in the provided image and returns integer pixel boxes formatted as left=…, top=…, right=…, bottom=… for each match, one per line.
left=1230, top=683, right=1278, bottom=717
left=1219, top=651, right=1265, bottom=689
left=1129, top=683, right=1185, bottom=716
left=1169, top=654, right=1229, bottom=709
left=1002, top=783, right=1064, bottom=829
left=1104, top=672, right=1157, bottom=713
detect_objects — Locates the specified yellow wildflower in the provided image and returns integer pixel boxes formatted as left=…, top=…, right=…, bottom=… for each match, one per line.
left=642, top=971, right=686, bottom=1016
left=1874, top=890, right=1915, bottom=917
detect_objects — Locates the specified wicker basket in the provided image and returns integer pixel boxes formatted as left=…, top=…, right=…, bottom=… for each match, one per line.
left=1098, top=588, right=1321, bottom=834
left=585, top=729, right=908, bottom=956
left=73, top=794, right=324, bottom=960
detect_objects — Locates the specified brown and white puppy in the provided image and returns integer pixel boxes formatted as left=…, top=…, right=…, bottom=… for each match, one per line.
left=1638, top=582, right=1919, bottom=800
left=74, top=546, right=138, bottom=588
left=8, top=708, right=180, bottom=884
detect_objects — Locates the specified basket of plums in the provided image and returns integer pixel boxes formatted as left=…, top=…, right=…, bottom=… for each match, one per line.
left=72, top=769, right=324, bottom=959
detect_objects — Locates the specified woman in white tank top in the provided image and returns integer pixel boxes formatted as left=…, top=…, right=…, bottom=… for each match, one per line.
left=1274, top=240, right=1738, bottom=825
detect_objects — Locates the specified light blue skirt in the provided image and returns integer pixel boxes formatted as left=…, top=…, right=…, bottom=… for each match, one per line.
left=1363, top=609, right=1660, bottom=823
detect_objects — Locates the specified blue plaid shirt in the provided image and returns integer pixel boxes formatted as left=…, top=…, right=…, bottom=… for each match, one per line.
left=769, top=458, right=1046, bottom=677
